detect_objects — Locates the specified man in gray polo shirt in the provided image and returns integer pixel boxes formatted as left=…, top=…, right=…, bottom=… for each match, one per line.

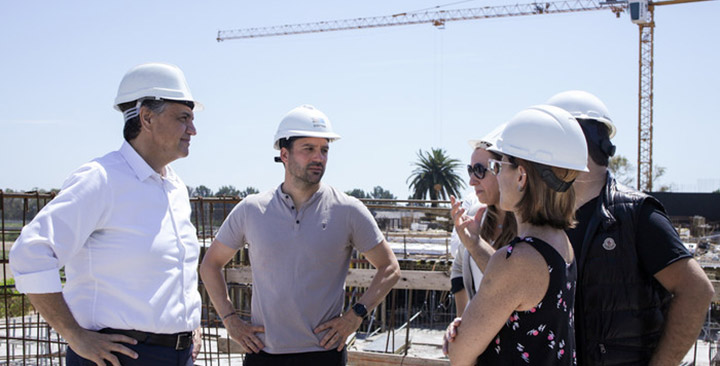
left=200, top=104, right=401, bottom=366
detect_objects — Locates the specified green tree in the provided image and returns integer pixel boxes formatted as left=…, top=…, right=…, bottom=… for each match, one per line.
left=653, top=165, right=674, bottom=192
left=193, top=185, right=213, bottom=197
left=239, top=187, right=259, bottom=198
left=1, top=279, right=33, bottom=318
left=407, top=148, right=465, bottom=207
left=370, top=186, right=396, bottom=200
left=608, top=155, right=634, bottom=186
left=609, top=155, right=672, bottom=191
left=216, top=185, right=240, bottom=197
left=345, top=189, right=369, bottom=199
left=367, top=186, right=396, bottom=206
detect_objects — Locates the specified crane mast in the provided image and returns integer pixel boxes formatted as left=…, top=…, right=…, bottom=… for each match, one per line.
left=637, top=7, right=654, bottom=191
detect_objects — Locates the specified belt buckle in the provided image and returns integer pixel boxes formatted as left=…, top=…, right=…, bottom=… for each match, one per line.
left=175, top=333, right=191, bottom=350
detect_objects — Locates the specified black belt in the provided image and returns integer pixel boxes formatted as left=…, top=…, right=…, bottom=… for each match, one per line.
left=99, top=328, right=193, bottom=350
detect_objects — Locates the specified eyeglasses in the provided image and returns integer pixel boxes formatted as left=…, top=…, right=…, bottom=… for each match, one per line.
left=466, top=163, right=488, bottom=180
left=487, top=158, right=515, bottom=176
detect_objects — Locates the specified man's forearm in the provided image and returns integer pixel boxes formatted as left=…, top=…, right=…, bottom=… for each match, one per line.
left=27, top=293, right=85, bottom=344
left=199, top=264, right=236, bottom=320
left=650, top=276, right=714, bottom=365
left=356, top=263, right=400, bottom=310
left=28, top=292, right=139, bottom=364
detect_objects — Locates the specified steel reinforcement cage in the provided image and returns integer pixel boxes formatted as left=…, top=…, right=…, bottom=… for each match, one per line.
left=0, top=191, right=460, bottom=365
left=3, top=191, right=720, bottom=365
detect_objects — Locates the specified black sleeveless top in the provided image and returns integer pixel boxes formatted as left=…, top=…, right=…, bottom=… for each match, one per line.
left=477, top=236, right=577, bottom=366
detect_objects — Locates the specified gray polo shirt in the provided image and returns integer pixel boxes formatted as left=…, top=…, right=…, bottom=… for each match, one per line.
left=215, top=183, right=384, bottom=354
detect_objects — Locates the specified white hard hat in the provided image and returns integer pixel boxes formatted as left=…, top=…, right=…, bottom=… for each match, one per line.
left=546, top=90, right=616, bottom=138
left=114, top=62, right=202, bottom=116
left=468, top=122, right=507, bottom=150
left=488, top=105, right=589, bottom=172
left=273, top=105, right=341, bottom=150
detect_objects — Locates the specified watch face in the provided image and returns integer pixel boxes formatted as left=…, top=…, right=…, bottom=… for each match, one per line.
left=353, top=303, right=368, bottom=317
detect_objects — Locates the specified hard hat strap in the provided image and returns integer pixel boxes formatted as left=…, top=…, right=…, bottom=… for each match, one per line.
left=122, top=97, right=190, bottom=123
left=532, top=163, right=575, bottom=193
left=278, top=137, right=299, bottom=150
left=122, top=99, right=145, bottom=122
left=601, top=139, right=616, bottom=157
left=578, top=118, right=616, bottom=162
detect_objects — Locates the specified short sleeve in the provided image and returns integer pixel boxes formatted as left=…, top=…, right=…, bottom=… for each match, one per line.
left=348, top=198, right=385, bottom=253
left=635, top=200, right=692, bottom=275
left=215, top=201, right=247, bottom=250
left=451, top=277, right=465, bottom=294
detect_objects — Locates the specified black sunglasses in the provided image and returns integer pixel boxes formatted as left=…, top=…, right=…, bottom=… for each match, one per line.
left=467, top=163, right=488, bottom=180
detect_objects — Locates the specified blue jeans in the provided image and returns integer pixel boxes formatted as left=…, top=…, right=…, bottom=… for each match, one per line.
left=66, top=342, right=193, bottom=366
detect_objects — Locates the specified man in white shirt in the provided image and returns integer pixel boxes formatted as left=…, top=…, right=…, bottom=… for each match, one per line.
left=9, top=62, right=203, bottom=366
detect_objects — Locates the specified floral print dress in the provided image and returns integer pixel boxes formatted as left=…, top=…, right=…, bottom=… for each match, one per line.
left=476, top=236, right=577, bottom=366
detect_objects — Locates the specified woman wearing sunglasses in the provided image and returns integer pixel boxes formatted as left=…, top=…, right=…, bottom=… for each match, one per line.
left=446, top=105, right=588, bottom=366
left=448, top=123, right=517, bottom=317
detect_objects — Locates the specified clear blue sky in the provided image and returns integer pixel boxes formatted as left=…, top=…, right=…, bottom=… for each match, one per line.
left=2, top=0, right=719, bottom=199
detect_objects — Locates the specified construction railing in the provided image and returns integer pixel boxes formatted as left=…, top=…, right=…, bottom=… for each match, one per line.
left=3, top=190, right=718, bottom=365
left=0, top=191, right=458, bottom=365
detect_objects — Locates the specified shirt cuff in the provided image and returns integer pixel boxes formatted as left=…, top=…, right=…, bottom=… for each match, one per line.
left=13, top=269, right=63, bottom=294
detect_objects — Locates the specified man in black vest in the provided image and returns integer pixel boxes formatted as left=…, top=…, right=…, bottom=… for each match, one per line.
left=548, top=90, right=714, bottom=366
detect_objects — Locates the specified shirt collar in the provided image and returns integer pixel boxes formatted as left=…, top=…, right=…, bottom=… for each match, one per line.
left=119, top=141, right=162, bottom=182
left=275, top=183, right=327, bottom=207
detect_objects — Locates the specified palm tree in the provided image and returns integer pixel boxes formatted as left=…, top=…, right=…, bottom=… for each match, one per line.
left=407, top=148, right=465, bottom=206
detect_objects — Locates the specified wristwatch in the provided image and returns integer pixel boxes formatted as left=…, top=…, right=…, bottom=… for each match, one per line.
left=352, top=303, right=368, bottom=318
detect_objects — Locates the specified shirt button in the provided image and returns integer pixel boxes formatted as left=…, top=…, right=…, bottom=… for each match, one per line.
left=291, top=206, right=295, bottom=210
left=296, top=220, right=300, bottom=224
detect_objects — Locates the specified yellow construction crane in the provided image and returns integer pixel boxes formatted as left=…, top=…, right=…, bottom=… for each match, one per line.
left=630, top=0, right=712, bottom=191
left=218, top=0, right=712, bottom=192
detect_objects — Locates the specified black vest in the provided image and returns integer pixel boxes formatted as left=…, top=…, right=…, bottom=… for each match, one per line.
left=575, top=174, right=671, bottom=366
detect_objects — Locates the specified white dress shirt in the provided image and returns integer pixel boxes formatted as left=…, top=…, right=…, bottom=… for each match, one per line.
left=10, top=142, right=201, bottom=334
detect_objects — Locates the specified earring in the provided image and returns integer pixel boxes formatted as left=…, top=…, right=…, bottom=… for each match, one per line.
left=517, top=185, right=524, bottom=192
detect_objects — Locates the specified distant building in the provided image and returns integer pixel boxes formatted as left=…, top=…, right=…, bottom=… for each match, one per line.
left=650, top=192, right=720, bottom=225
left=373, top=211, right=424, bottom=230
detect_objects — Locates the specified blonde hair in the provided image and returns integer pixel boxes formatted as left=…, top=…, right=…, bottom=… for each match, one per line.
left=513, top=157, right=579, bottom=230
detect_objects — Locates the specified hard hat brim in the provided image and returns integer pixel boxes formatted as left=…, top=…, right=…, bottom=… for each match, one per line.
left=273, top=131, right=342, bottom=150
left=113, top=98, right=203, bottom=112
left=467, top=122, right=507, bottom=150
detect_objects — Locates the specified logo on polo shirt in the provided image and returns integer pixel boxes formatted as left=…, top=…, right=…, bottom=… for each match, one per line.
left=602, top=237, right=616, bottom=251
